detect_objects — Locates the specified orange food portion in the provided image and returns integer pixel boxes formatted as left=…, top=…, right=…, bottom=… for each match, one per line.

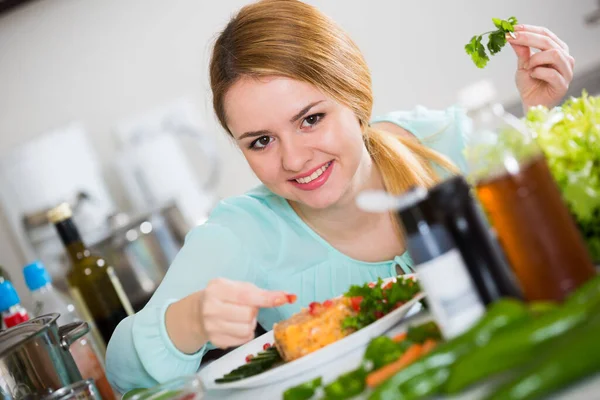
left=273, top=297, right=356, bottom=362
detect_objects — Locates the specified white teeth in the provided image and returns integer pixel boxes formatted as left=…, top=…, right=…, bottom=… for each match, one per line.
left=295, top=162, right=331, bottom=184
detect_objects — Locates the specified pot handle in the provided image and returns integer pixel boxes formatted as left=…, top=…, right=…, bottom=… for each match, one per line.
left=58, top=321, right=90, bottom=349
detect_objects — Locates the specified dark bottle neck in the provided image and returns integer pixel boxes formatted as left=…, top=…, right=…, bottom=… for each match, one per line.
left=54, top=218, right=89, bottom=263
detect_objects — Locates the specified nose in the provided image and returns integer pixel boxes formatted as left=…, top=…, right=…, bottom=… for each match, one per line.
left=280, top=134, right=313, bottom=173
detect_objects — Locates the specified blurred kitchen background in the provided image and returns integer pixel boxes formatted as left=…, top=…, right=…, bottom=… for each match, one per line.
left=0, top=0, right=599, bottom=310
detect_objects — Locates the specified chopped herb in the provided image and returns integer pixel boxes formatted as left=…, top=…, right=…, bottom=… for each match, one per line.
left=342, top=277, right=421, bottom=331
left=465, top=16, right=518, bottom=68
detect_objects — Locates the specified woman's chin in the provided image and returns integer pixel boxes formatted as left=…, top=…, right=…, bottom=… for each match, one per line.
left=289, top=186, right=345, bottom=210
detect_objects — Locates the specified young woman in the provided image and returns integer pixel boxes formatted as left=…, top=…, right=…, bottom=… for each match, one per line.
left=105, top=0, right=574, bottom=392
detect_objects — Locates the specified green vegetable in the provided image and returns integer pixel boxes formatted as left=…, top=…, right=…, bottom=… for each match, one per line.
left=465, top=17, right=518, bottom=68
left=527, top=301, right=558, bottom=316
left=525, top=92, right=600, bottom=261
left=444, top=295, right=600, bottom=393
left=342, top=277, right=420, bottom=331
left=406, top=321, right=442, bottom=344
left=487, top=312, right=600, bottom=400
left=322, top=367, right=368, bottom=400
left=368, top=299, right=530, bottom=400
left=215, top=347, right=282, bottom=383
left=364, top=336, right=407, bottom=371
left=565, top=274, right=600, bottom=307
left=283, top=377, right=322, bottom=400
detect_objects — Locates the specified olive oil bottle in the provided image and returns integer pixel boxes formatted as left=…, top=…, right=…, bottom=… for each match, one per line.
left=47, top=203, right=134, bottom=346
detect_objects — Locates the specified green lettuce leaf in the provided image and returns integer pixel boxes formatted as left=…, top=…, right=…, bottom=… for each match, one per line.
left=526, top=91, right=600, bottom=260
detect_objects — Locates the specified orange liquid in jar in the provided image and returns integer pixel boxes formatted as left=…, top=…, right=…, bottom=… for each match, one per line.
left=71, top=337, right=115, bottom=400
left=475, top=155, right=596, bottom=302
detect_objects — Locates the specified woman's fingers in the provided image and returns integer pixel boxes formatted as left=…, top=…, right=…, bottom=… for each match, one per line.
left=526, top=49, right=574, bottom=82
left=510, top=43, right=532, bottom=69
left=203, top=299, right=258, bottom=323
left=205, top=278, right=288, bottom=308
left=200, top=278, right=294, bottom=349
left=204, top=318, right=257, bottom=341
left=514, top=24, right=568, bottom=52
left=507, top=30, right=562, bottom=52
left=219, top=280, right=290, bottom=308
left=530, top=67, right=569, bottom=93
left=210, top=333, right=256, bottom=349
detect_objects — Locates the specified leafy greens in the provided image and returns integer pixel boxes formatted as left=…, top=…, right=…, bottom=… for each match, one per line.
left=526, top=92, right=600, bottom=261
left=465, top=17, right=518, bottom=68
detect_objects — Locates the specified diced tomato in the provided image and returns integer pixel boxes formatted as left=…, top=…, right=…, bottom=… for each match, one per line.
left=263, top=343, right=271, bottom=350
left=375, top=311, right=384, bottom=319
left=350, top=296, right=363, bottom=312
left=323, top=299, right=334, bottom=308
left=394, top=301, right=405, bottom=309
left=286, top=294, right=297, bottom=304
left=245, top=354, right=254, bottom=363
left=308, top=302, right=321, bottom=316
left=383, top=282, right=394, bottom=290
left=368, top=282, right=376, bottom=288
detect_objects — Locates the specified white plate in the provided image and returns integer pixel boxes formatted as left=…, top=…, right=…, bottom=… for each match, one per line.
left=199, top=276, right=425, bottom=390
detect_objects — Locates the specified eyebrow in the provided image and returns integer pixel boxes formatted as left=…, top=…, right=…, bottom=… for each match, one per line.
left=237, top=100, right=325, bottom=141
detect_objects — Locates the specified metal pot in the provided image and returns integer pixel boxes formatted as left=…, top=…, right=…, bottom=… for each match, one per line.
left=42, top=379, right=101, bottom=400
left=89, top=203, right=187, bottom=311
left=0, top=314, right=89, bottom=400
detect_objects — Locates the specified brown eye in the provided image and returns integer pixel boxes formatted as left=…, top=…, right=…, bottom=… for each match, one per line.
left=250, top=135, right=273, bottom=150
left=300, top=113, right=325, bottom=129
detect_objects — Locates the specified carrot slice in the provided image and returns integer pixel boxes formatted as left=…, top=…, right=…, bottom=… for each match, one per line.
left=421, top=339, right=438, bottom=354
left=392, top=332, right=407, bottom=343
left=366, top=343, right=423, bottom=388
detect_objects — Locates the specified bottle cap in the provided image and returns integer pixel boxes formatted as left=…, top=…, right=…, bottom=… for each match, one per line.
left=23, top=261, right=52, bottom=291
left=47, top=203, right=73, bottom=223
left=0, top=280, right=20, bottom=312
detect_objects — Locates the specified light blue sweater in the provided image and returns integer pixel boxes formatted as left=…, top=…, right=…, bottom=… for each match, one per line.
left=105, top=106, right=470, bottom=393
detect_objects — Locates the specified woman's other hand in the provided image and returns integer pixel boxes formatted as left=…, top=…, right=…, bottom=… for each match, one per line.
left=509, top=24, right=575, bottom=112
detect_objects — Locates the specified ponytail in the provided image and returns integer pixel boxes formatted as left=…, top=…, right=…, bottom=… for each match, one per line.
left=364, top=126, right=459, bottom=195
left=363, top=126, right=459, bottom=237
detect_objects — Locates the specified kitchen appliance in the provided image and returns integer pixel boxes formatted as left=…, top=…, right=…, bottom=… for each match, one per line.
left=0, top=314, right=89, bottom=399
left=112, top=99, right=220, bottom=229
left=89, top=203, right=189, bottom=311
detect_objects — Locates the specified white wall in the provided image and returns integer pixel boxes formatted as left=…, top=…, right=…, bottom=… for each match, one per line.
left=1, top=0, right=599, bottom=304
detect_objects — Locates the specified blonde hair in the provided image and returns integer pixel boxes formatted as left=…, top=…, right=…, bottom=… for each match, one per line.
left=210, top=0, right=458, bottom=199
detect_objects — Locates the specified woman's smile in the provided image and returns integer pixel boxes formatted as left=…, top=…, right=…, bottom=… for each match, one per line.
left=289, top=160, right=334, bottom=191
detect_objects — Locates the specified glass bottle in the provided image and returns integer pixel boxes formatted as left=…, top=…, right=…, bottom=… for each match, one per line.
left=47, top=203, right=134, bottom=346
left=23, top=261, right=116, bottom=400
left=0, top=279, right=31, bottom=329
left=461, top=81, right=596, bottom=302
left=396, top=187, right=486, bottom=339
